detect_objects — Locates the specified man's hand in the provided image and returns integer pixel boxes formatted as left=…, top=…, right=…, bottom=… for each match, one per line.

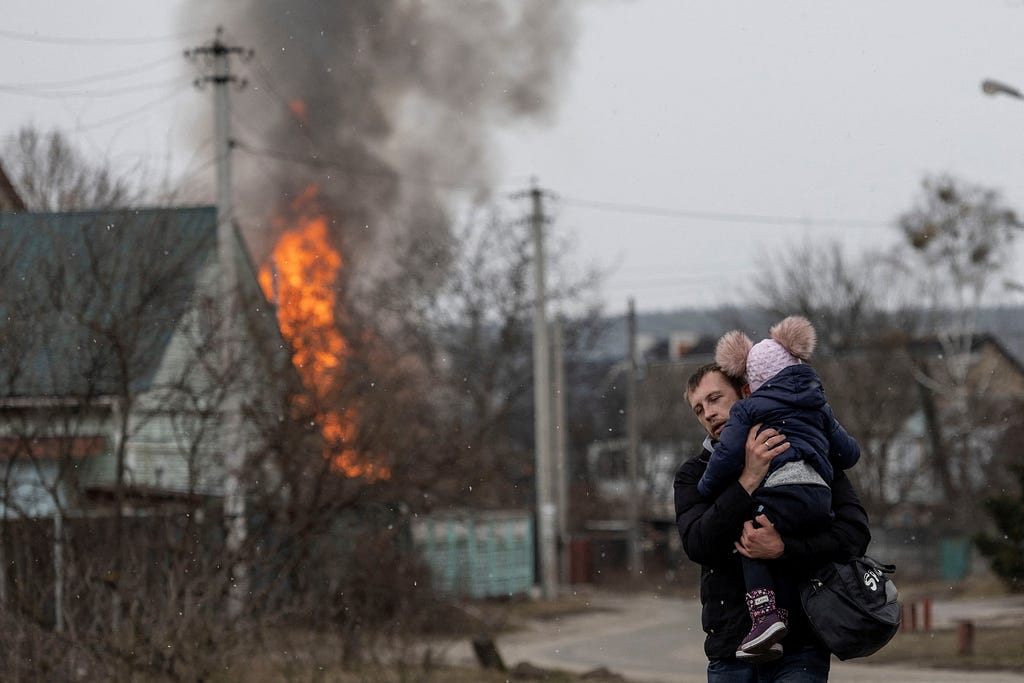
left=738, top=423, right=790, bottom=493
left=735, top=514, right=785, bottom=559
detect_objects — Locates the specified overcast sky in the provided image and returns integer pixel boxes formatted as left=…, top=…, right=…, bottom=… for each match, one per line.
left=3, top=1, right=1024, bottom=315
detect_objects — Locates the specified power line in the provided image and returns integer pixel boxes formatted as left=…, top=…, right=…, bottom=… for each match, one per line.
left=73, top=86, right=191, bottom=132
left=614, top=266, right=759, bottom=283
left=233, top=139, right=487, bottom=192
left=229, top=141, right=894, bottom=229
left=232, top=130, right=436, bottom=239
left=608, top=271, right=760, bottom=292
left=246, top=64, right=520, bottom=195
left=247, top=60, right=322, bottom=151
left=0, top=55, right=179, bottom=91
left=0, top=27, right=208, bottom=46
left=173, top=154, right=219, bottom=192
left=0, top=78, right=181, bottom=99
left=231, top=70, right=525, bottom=196
left=559, top=195, right=891, bottom=230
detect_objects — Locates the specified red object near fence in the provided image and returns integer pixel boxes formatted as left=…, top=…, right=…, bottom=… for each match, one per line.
left=569, top=539, right=592, bottom=584
left=957, top=620, right=975, bottom=655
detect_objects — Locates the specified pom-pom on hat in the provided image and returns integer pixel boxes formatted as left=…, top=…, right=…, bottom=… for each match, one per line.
left=715, top=330, right=753, bottom=381
left=746, top=316, right=817, bottom=392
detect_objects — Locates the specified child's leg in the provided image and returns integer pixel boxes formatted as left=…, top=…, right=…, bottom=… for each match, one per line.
left=771, top=564, right=795, bottom=624
left=754, top=483, right=832, bottom=537
left=752, top=480, right=832, bottom=633
left=741, top=555, right=774, bottom=593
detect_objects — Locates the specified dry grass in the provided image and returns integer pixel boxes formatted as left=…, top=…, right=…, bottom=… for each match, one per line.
left=865, top=626, right=1024, bottom=673
left=205, top=615, right=612, bottom=683
left=873, top=574, right=1024, bottom=671
left=499, top=591, right=604, bottom=622
left=899, top=573, right=1011, bottom=602
left=220, top=659, right=604, bottom=683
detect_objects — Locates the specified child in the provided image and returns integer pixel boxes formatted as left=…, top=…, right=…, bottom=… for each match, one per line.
left=698, top=316, right=861, bottom=660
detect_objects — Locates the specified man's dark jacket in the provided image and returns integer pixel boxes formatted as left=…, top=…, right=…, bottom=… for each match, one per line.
left=675, top=445, right=870, bottom=660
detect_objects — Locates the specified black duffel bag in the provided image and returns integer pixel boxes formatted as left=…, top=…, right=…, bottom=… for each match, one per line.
left=799, top=555, right=901, bottom=660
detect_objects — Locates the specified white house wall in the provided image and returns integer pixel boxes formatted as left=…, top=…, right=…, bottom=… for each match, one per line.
left=137, top=255, right=289, bottom=498
left=125, top=410, right=222, bottom=495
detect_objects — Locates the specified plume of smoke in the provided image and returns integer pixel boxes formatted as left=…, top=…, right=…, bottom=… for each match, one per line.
left=178, top=0, right=578, bottom=279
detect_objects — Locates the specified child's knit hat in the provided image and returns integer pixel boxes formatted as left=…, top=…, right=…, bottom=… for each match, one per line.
left=715, top=316, right=817, bottom=392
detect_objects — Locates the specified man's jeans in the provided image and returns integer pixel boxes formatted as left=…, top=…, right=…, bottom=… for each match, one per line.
left=707, top=644, right=831, bottom=682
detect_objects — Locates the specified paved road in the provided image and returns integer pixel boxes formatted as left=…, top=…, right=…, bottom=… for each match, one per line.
left=445, top=590, right=1024, bottom=683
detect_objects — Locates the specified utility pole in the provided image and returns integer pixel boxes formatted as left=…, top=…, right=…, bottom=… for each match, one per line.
left=627, top=298, right=642, bottom=579
left=552, top=315, right=570, bottom=586
left=53, top=509, right=63, bottom=632
left=186, top=27, right=252, bottom=619
left=529, top=181, right=557, bottom=599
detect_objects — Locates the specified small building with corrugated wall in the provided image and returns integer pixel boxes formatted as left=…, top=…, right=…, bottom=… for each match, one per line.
left=411, top=509, right=534, bottom=599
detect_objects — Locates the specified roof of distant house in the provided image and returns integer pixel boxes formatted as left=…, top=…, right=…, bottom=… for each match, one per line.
left=0, top=206, right=218, bottom=398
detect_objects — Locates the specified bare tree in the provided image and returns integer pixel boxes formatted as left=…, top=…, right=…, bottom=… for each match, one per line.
left=361, top=204, right=605, bottom=510
left=899, top=174, right=1021, bottom=315
left=0, top=208, right=290, bottom=680
left=893, top=174, right=1023, bottom=521
left=745, top=175, right=1024, bottom=530
left=747, top=241, right=897, bottom=353
left=743, top=240, right=919, bottom=520
left=1, top=127, right=150, bottom=211
left=219, top=197, right=605, bottom=671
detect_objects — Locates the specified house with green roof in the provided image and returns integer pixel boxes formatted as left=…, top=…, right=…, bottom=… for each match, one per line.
left=0, top=206, right=292, bottom=519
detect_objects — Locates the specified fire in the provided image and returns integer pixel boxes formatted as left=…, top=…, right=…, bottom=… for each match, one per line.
left=258, top=185, right=386, bottom=479
left=288, top=99, right=307, bottom=123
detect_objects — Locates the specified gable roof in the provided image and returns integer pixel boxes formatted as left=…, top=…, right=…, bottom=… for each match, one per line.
left=0, top=207, right=217, bottom=399
left=905, top=331, right=1024, bottom=376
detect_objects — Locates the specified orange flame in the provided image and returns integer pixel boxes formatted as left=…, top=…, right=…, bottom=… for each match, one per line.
left=259, top=185, right=387, bottom=479
left=288, top=99, right=307, bottom=123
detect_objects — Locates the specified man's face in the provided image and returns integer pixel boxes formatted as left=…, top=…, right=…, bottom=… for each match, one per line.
left=688, top=371, right=742, bottom=440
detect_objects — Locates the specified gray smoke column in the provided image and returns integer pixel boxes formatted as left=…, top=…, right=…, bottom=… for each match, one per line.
left=178, top=1, right=578, bottom=277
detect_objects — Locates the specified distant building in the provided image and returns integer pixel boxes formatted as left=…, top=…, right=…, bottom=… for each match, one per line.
left=0, top=206, right=291, bottom=517
left=585, top=331, right=716, bottom=521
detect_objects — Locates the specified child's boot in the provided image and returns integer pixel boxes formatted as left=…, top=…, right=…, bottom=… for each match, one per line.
left=735, top=642, right=783, bottom=663
left=739, top=588, right=788, bottom=654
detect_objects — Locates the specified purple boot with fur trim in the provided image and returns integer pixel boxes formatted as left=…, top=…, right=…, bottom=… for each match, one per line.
left=738, top=588, right=788, bottom=654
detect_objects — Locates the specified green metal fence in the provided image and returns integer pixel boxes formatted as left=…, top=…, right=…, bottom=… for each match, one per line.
left=941, top=536, right=971, bottom=581
left=412, top=510, right=534, bottom=598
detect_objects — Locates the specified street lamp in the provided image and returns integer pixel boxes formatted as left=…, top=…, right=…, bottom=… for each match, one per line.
left=982, top=78, right=1024, bottom=100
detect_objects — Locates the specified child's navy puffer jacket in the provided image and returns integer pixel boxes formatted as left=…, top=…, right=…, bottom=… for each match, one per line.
left=697, top=363, right=860, bottom=499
